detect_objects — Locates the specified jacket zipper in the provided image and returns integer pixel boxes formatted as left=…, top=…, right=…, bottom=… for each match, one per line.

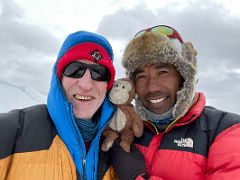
left=82, top=158, right=87, bottom=180
left=80, top=103, right=116, bottom=180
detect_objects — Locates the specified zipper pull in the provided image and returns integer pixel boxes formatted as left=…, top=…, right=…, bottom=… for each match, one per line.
left=82, top=158, right=87, bottom=180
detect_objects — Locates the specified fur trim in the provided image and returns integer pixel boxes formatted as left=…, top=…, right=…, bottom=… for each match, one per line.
left=122, top=31, right=197, bottom=119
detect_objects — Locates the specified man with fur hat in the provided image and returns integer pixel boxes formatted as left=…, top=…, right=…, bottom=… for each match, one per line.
left=111, top=25, right=240, bottom=179
left=0, top=31, right=117, bottom=179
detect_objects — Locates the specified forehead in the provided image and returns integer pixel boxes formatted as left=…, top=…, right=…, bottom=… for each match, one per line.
left=135, top=62, right=177, bottom=73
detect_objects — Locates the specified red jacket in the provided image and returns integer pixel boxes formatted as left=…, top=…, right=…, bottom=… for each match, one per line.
left=111, top=93, right=240, bottom=180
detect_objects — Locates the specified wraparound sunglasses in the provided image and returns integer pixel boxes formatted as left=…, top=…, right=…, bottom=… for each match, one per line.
left=63, top=61, right=110, bottom=82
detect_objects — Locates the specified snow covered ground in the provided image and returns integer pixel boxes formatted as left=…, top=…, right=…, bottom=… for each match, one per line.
left=0, top=79, right=46, bottom=113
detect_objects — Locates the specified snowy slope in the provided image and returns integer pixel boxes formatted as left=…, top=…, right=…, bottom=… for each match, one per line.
left=0, top=79, right=46, bottom=113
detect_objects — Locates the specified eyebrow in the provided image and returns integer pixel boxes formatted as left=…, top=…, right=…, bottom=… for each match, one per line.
left=134, top=63, right=170, bottom=74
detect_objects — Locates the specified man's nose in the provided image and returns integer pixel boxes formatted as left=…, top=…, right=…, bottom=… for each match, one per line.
left=76, top=69, right=93, bottom=90
left=146, top=74, right=162, bottom=92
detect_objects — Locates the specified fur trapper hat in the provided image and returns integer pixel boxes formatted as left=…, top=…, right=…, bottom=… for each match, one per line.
left=122, top=26, right=197, bottom=120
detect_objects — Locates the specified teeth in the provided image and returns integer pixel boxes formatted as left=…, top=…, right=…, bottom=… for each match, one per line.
left=74, top=95, right=93, bottom=101
left=149, top=97, right=166, bottom=104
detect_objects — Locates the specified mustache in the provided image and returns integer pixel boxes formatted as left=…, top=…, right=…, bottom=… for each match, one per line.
left=143, top=91, right=167, bottom=99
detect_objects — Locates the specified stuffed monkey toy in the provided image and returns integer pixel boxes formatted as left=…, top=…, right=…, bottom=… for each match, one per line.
left=101, top=78, right=144, bottom=152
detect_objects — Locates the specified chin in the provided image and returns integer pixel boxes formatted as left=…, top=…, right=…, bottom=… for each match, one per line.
left=73, top=111, right=93, bottom=119
left=149, top=106, right=172, bottom=115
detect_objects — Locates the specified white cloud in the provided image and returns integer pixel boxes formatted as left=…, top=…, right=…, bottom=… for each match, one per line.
left=14, top=0, right=119, bottom=35
left=0, top=0, right=60, bottom=96
left=0, top=0, right=239, bottom=114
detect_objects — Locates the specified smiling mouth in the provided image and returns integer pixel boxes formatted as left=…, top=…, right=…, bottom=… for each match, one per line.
left=148, top=97, right=167, bottom=104
left=73, top=94, right=94, bottom=101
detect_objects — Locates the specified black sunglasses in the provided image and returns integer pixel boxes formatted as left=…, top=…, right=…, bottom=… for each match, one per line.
left=63, top=61, right=110, bottom=82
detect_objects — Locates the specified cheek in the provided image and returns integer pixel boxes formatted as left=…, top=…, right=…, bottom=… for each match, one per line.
left=173, top=75, right=184, bottom=90
left=62, top=77, right=74, bottom=90
left=134, top=80, right=145, bottom=94
left=99, top=90, right=107, bottom=101
left=61, top=78, right=70, bottom=94
left=135, top=85, right=146, bottom=101
left=168, top=79, right=183, bottom=98
left=95, top=90, right=107, bottom=110
left=61, top=77, right=77, bottom=99
left=96, top=82, right=108, bottom=98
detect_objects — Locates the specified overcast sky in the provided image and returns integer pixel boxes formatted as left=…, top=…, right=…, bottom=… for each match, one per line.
left=0, top=0, right=239, bottom=114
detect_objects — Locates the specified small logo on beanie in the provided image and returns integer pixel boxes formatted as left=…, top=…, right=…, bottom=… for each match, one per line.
left=90, top=50, right=102, bottom=62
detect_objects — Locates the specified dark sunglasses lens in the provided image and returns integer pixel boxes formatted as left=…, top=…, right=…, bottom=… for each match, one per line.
left=90, top=65, right=110, bottom=81
left=63, top=62, right=110, bottom=81
left=63, top=62, right=85, bottom=78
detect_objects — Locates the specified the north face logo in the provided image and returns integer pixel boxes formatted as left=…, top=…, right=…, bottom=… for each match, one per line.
left=174, top=138, right=193, bottom=148
left=90, top=50, right=102, bottom=62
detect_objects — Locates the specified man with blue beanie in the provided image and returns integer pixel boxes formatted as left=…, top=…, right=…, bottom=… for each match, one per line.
left=0, top=31, right=117, bottom=180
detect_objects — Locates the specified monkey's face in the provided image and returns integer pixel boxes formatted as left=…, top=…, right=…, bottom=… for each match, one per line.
left=109, top=80, right=132, bottom=105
